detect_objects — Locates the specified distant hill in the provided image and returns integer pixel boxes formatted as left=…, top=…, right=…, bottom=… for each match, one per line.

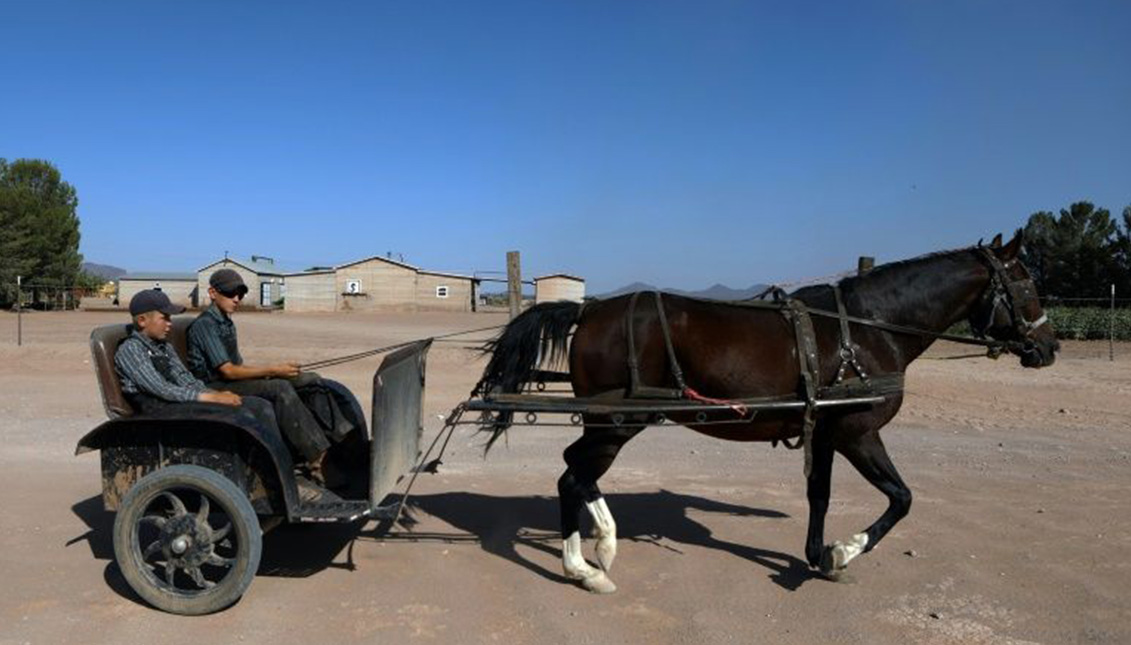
left=82, top=262, right=128, bottom=281
left=596, top=282, right=772, bottom=301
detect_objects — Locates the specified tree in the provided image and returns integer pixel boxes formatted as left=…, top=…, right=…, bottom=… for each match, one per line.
left=0, top=159, right=83, bottom=306
left=1020, top=201, right=1122, bottom=300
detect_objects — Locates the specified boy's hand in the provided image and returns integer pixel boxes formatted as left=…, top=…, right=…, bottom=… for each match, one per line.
left=199, top=390, right=242, bottom=406
left=273, top=363, right=301, bottom=378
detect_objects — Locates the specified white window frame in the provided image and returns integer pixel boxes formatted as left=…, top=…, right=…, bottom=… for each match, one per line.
left=435, top=285, right=449, bottom=298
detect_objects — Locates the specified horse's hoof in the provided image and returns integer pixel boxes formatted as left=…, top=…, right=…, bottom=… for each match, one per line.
left=596, top=541, right=616, bottom=572
left=819, top=543, right=847, bottom=579
left=579, top=571, right=617, bottom=594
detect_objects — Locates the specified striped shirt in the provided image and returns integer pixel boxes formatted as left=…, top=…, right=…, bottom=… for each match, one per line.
left=114, top=329, right=207, bottom=403
left=187, top=304, right=243, bottom=382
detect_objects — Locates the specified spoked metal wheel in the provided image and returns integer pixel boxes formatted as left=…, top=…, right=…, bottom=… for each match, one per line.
left=113, top=465, right=262, bottom=615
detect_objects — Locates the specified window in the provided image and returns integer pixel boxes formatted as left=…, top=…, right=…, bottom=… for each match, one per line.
left=345, top=279, right=362, bottom=295
left=435, top=285, right=449, bottom=298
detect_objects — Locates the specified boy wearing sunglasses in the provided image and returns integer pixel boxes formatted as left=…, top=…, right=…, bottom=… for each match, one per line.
left=187, top=269, right=345, bottom=485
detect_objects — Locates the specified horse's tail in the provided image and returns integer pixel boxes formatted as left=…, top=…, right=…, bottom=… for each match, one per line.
left=474, top=300, right=582, bottom=450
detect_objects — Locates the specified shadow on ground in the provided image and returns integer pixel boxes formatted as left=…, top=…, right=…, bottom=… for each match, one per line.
left=68, top=488, right=818, bottom=607
left=378, top=489, right=818, bottom=591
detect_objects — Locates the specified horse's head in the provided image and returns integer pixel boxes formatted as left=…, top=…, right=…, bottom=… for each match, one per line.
left=968, top=230, right=1059, bottom=368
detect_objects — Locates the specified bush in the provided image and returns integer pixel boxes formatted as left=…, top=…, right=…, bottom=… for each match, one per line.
left=1047, top=306, right=1131, bottom=340
left=946, top=307, right=1131, bottom=340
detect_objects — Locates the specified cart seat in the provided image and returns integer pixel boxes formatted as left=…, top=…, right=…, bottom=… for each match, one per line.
left=90, top=315, right=196, bottom=419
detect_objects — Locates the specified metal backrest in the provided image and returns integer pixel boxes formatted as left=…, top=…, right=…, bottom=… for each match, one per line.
left=89, top=315, right=196, bottom=420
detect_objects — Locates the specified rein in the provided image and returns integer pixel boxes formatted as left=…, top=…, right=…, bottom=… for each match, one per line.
left=297, top=324, right=506, bottom=371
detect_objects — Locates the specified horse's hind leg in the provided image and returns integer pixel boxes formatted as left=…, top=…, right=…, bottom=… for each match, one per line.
left=558, top=424, right=643, bottom=594
left=824, top=429, right=912, bottom=576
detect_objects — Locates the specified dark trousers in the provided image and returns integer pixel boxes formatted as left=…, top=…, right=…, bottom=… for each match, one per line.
left=127, top=393, right=278, bottom=433
left=208, top=375, right=331, bottom=463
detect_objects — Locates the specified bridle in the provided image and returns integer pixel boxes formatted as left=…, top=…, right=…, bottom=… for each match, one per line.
left=970, top=246, right=1049, bottom=357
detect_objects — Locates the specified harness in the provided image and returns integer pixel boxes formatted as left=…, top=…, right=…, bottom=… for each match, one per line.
left=620, top=247, right=1049, bottom=476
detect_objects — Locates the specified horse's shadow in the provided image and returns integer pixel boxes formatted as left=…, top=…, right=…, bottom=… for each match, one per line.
left=381, top=489, right=818, bottom=591
left=68, top=489, right=818, bottom=603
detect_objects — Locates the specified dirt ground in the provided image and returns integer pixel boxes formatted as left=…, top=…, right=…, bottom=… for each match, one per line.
left=1, top=310, right=1128, bottom=644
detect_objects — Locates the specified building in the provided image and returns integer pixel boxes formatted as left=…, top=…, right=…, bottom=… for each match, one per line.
left=284, top=255, right=480, bottom=313
left=197, top=256, right=285, bottom=310
left=118, top=273, right=199, bottom=309
left=534, top=274, right=586, bottom=303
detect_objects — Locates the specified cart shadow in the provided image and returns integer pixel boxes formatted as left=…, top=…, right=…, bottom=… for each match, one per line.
left=383, top=489, right=818, bottom=591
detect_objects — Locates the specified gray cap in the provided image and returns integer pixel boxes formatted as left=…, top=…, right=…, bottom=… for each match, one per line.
left=209, top=268, right=248, bottom=297
left=129, top=289, right=185, bottom=317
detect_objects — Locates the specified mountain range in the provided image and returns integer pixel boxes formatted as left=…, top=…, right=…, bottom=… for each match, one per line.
left=596, top=282, right=772, bottom=301
left=81, top=262, right=128, bottom=281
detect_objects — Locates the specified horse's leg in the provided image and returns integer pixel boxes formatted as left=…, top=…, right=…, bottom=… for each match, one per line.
left=557, top=424, right=643, bottom=594
left=804, top=425, right=836, bottom=569
left=823, top=429, right=912, bottom=575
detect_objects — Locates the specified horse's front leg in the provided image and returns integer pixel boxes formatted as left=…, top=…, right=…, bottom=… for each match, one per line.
left=805, top=426, right=836, bottom=569
left=822, top=429, right=912, bottom=576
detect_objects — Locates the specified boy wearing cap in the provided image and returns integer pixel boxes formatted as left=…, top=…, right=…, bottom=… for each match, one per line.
left=187, top=268, right=342, bottom=482
left=114, top=289, right=270, bottom=419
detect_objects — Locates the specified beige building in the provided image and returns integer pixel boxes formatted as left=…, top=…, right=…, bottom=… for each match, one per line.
left=118, top=273, right=199, bottom=309
left=534, top=274, right=586, bottom=303
left=197, top=256, right=285, bottom=310
left=284, top=256, right=480, bottom=313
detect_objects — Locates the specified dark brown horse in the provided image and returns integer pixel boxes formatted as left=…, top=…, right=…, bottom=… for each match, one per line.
left=476, top=231, right=1059, bottom=593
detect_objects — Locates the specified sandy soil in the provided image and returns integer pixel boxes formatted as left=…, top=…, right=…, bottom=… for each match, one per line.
left=1, top=310, right=1128, bottom=644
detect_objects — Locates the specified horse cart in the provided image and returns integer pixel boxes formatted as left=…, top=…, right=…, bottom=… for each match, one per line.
left=76, top=317, right=431, bottom=615
left=76, top=234, right=1060, bottom=609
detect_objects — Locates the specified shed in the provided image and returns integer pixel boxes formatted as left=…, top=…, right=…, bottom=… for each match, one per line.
left=534, top=274, right=586, bottom=303
left=197, top=256, right=285, bottom=310
left=118, top=273, right=199, bottom=309
left=283, top=256, right=480, bottom=312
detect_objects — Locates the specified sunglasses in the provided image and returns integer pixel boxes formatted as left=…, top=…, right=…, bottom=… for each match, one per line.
left=218, top=289, right=245, bottom=301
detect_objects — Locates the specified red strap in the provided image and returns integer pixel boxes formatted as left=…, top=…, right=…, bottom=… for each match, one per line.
left=682, top=387, right=748, bottom=417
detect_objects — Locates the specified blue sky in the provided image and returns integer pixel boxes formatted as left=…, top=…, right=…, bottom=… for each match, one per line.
left=3, top=1, right=1129, bottom=292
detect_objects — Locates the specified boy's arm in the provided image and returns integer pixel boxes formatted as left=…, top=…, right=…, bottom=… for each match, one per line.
left=115, top=341, right=206, bottom=403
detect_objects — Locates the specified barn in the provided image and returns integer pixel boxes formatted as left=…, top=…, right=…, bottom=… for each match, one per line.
left=117, top=273, right=199, bottom=309
left=534, top=274, right=586, bottom=303
left=284, top=256, right=480, bottom=313
left=197, top=256, right=285, bottom=310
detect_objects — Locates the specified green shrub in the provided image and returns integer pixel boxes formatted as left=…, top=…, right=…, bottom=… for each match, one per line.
left=1047, top=307, right=1131, bottom=340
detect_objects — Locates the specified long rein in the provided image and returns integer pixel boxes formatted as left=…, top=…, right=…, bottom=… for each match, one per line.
left=295, top=323, right=506, bottom=371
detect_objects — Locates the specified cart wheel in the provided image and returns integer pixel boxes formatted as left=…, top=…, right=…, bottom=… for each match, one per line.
left=112, top=465, right=262, bottom=615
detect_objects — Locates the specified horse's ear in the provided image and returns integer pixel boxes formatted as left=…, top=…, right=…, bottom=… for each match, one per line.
left=1000, top=228, right=1023, bottom=260
left=989, top=233, right=1003, bottom=248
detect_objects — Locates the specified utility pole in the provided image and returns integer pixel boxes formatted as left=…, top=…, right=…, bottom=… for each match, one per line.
left=16, top=275, right=22, bottom=346
left=1110, top=283, right=1116, bottom=362
left=507, top=251, right=521, bottom=320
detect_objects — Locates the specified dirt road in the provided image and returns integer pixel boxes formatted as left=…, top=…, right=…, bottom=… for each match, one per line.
left=1, top=311, right=1128, bottom=644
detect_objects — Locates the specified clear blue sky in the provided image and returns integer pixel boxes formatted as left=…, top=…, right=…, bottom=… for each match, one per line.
left=3, top=1, right=1129, bottom=292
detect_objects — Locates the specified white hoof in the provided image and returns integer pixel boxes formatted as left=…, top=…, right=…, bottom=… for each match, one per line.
left=823, top=533, right=869, bottom=575
left=579, top=571, right=617, bottom=594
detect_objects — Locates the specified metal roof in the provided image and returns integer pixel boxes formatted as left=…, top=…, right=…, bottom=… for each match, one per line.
left=198, top=257, right=284, bottom=275
left=120, top=272, right=198, bottom=281
left=534, top=273, right=585, bottom=282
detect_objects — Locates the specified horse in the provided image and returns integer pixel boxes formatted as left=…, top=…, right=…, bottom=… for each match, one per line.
left=475, top=230, right=1059, bottom=593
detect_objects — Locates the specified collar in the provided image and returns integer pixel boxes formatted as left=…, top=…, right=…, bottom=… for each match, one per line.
left=129, top=328, right=170, bottom=352
left=205, top=302, right=233, bottom=324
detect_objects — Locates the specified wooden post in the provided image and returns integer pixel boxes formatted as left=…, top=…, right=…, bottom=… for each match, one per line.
left=507, top=251, right=521, bottom=320
left=1110, top=283, right=1116, bottom=362
left=858, top=256, right=875, bottom=276
left=16, top=275, right=22, bottom=346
